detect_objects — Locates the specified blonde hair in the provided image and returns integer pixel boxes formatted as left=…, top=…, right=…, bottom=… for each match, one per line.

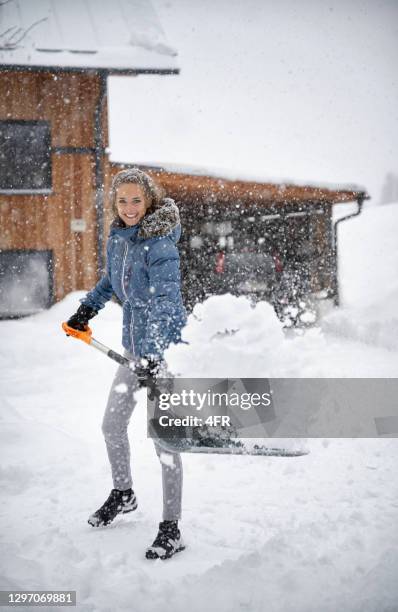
left=110, top=168, right=165, bottom=218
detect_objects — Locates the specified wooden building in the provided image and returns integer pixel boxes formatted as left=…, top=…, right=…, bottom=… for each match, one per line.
left=0, top=0, right=178, bottom=316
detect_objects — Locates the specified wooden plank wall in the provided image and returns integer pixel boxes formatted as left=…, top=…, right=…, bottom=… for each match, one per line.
left=0, top=70, right=106, bottom=302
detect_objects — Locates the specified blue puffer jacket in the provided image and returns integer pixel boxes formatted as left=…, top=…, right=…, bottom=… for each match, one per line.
left=80, top=198, right=187, bottom=360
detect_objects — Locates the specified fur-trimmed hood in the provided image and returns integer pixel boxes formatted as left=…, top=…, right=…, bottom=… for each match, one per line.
left=111, top=197, right=180, bottom=240
left=139, top=197, right=180, bottom=239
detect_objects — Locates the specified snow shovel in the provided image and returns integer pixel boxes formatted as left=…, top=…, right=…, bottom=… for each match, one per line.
left=62, top=323, right=308, bottom=458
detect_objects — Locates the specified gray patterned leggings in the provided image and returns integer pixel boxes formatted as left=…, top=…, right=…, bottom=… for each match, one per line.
left=101, top=351, right=183, bottom=521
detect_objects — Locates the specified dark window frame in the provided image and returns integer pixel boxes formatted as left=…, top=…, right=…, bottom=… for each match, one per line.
left=0, top=119, right=52, bottom=194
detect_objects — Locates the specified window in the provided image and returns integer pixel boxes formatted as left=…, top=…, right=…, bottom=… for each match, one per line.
left=0, top=249, right=54, bottom=317
left=0, top=120, right=52, bottom=193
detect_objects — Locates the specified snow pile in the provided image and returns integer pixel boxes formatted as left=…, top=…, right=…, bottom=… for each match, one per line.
left=165, top=202, right=398, bottom=377
left=324, top=201, right=398, bottom=352
left=166, top=290, right=398, bottom=378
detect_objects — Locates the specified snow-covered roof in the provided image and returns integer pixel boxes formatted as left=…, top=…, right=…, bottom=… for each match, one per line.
left=132, top=160, right=369, bottom=195
left=110, top=159, right=369, bottom=204
left=0, top=0, right=179, bottom=74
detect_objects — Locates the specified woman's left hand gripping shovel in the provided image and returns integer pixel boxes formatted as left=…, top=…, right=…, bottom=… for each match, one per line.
left=61, top=322, right=161, bottom=399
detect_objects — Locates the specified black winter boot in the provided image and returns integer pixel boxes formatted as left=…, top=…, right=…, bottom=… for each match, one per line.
left=88, top=488, right=137, bottom=527
left=145, top=520, right=185, bottom=560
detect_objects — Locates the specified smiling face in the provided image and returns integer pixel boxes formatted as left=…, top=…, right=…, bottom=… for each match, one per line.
left=115, top=183, right=149, bottom=226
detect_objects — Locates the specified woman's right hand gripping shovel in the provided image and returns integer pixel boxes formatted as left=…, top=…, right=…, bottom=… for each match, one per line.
left=134, top=357, right=164, bottom=401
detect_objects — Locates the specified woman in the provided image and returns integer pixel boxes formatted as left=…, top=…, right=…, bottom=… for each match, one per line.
left=65, top=168, right=187, bottom=560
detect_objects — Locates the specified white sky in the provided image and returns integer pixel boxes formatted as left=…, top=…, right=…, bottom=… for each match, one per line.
left=108, top=0, right=398, bottom=204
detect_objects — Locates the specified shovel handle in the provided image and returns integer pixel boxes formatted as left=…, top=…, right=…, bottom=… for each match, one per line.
left=62, top=321, right=134, bottom=369
left=62, top=322, right=169, bottom=395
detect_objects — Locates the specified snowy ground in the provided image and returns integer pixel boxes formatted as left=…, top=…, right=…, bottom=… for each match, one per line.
left=1, top=203, right=398, bottom=612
